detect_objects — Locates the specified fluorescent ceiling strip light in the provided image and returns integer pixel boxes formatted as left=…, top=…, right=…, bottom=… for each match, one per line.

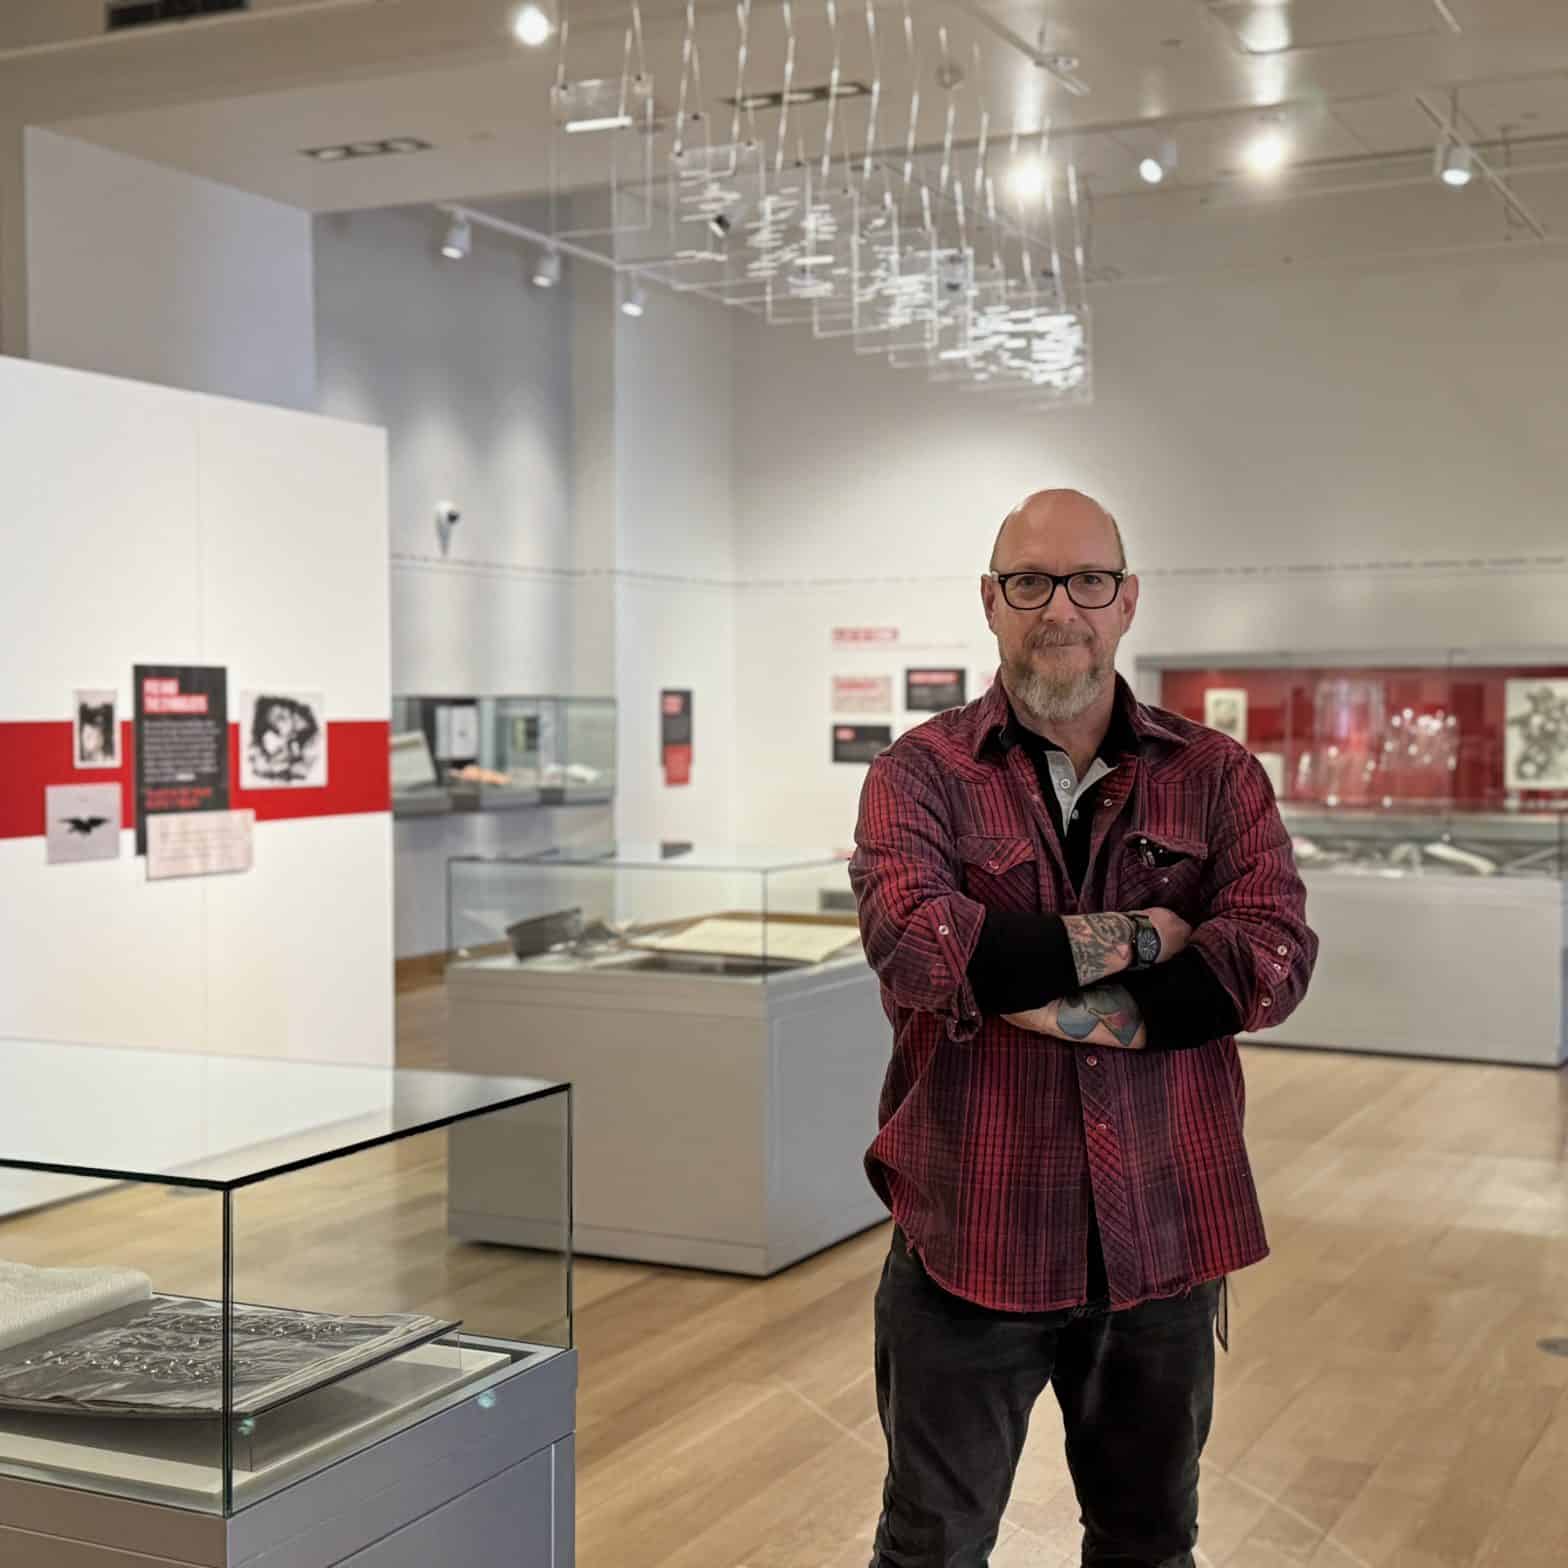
left=564, top=115, right=634, bottom=134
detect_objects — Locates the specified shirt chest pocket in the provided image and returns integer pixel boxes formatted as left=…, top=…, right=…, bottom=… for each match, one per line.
left=956, top=834, right=1041, bottom=913
left=1119, top=831, right=1208, bottom=916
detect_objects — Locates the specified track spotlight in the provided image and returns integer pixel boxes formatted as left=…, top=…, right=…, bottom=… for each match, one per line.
left=1436, top=139, right=1474, bottom=188
left=532, top=248, right=562, bottom=288
left=513, top=4, right=552, bottom=46
left=708, top=205, right=744, bottom=242
left=619, top=277, right=646, bottom=318
left=441, top=214, right=472, bottom=261
left=1242, top=130, right=1289, bottom=177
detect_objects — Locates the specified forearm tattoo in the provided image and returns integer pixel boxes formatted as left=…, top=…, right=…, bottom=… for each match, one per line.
left=1056, top=985, right=1144, bottom=1049
left=1064, top=913, right=1135, bottom=987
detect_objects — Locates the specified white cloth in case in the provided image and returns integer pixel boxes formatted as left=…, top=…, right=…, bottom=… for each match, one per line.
left=0, top=1261, right=152, bottom=1354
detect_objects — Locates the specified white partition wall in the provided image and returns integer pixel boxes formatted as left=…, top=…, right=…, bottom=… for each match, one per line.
left=0, top=354, right=393, bottom=1066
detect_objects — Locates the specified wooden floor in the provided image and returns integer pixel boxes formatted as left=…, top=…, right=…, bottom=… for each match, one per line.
left=7, top=988, right=1567, bottom=1567
left=399, top=984, right=1568, bottom=1568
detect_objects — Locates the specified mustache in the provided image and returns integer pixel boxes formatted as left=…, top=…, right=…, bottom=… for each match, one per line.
left=1028, top=627, right=1093, bottom=649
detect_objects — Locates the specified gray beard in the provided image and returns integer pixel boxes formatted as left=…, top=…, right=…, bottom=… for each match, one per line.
left=1005, top=655, right=1111, bottom=727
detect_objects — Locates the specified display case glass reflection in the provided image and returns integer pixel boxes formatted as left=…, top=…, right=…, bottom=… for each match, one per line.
left=1149, top=656, right=1568, bottom=880
left=446, top=845, right=862, bottom=979
left=0, top=1041, right=570, bottom=1517
left=390, top=694, right=617, bottom=814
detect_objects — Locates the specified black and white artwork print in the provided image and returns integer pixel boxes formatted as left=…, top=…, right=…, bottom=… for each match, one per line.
left=1204, top=687, right=1249, bottom=745
left=74, top=690, right=119, bottom=768
left=240, top=691, right=328, bottom=789
left=1504, top=679, right=1568, bottom=791
left=46, top=783, right=122, bottom=865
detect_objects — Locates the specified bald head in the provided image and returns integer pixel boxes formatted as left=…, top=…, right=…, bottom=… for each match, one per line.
left=981, top=487, right=1139, bottom=729
left=990, top=489, right=1126, bottom=574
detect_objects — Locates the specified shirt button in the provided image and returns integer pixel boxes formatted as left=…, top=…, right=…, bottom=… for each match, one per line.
left=938, top=925, right=950, bottom=936
left=1261, top=997, right=1272, bottom=1008
left=1096, top=1121, right=1109, bottom=1132
left=1071, top=810, right=1080, bottom=821
left=1276, top=945, right=1288, bottom=956
left=1057, top=778, right=1072, bottom=793
left=1085, top=1055, right=1098, bottom=1067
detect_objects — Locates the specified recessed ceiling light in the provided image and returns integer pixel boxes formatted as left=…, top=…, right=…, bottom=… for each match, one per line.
left=301, top=137, right=433, bottom=162
left=1242, top=129, right=1290, bottom=176
left=563, top=114, right=634, bottom=135
left=721, top=81, right=872, bottom=112
left=1138, top=157, right=1166, bottom=185
left=1240, top=10, right=1293, bottom=54
left=513, top=4, right=552, bottom=46
left=619, top=277, right=647, bottom=318
left=1007, top=159, right=1048, bottom=202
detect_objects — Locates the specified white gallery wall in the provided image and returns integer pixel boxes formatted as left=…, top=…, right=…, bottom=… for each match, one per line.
left=726, top=248, right=1568, bottom=849
left=315, top=203, right=581, bottom=697
left=613, top=284, right=740, bottom=850
left=24, top=128, right=316, bottom=411
left=315, top=205, right=621, bottom=956
left=0, top=354, right=393, bottom=1063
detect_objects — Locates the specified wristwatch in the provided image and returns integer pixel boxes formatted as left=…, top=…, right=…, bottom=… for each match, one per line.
left=1128, top=913, right=1161, bottom=970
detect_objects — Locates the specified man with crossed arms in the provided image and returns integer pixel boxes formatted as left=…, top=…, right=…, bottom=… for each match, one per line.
left=851, top=489, right=1317, bottom=1568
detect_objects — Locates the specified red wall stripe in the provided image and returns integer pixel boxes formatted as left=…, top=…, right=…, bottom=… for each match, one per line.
left=0, top=720, right=390, bottom=841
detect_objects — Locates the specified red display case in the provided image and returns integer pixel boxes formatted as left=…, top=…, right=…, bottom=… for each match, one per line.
left=1156, top=661, right=1568, bottom=813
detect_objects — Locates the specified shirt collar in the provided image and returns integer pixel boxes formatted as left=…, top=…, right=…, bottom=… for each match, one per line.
left=971, top=672, right=1189, bottom=762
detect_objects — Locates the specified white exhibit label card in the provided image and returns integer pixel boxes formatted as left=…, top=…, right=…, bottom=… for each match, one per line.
left=833, top=675, right=893, bottom=714
left=146, top=810, right=255, bottom=881
left=46, top=784, right=122, bottom=865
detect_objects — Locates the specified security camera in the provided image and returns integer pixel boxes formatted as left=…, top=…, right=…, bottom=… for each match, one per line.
left=435, top=501, right=462, bottom=557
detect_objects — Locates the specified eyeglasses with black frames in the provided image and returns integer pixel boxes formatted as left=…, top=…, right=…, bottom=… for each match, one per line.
left=987, top=569, right=1127, bottom=612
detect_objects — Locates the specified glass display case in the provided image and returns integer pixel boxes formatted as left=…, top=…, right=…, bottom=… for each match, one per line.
left=444, top=846, right=888, bottom=1274
left=390, top=694, right=616, bottom=815
left=0, top=1039, right=570, bottom=1520
left=1145, top=653, right=1568, bottom=880
left=549, top=697, right=616, bottom=804
left=446, top=844, right=862, bottom=978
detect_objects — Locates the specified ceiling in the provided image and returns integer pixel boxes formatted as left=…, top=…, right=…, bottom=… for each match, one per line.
left=14, top=0, right=1568, bottom=280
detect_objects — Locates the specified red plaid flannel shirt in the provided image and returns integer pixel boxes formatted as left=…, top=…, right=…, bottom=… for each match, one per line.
left=850, top=675, right=1317, bottom=1312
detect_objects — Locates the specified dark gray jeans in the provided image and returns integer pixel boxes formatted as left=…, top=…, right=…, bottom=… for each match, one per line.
left=869, top=1228, right=1221, bottom=1568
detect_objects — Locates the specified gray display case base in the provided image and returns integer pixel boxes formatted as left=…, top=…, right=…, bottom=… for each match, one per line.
left=447, top=954, right=891, bottom=1275
left=0, top=1344, right=575, bottom=1567
left=1240, top=871, right=1568, bottom=1066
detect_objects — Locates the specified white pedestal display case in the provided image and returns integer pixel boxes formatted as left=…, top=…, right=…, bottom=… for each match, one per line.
left=445, top=847, right=891, bottom=1274
left=1242, top=809, right=1568, bottom=1066
left=0, top=1041, right=575, bottom=1567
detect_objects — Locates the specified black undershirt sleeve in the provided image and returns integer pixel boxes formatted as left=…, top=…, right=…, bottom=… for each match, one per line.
left=1117, top=947, right=1243, bottom=1052
left=967, top=911, right=1081, bottom=1014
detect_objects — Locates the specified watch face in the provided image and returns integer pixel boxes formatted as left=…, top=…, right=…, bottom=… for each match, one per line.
left=1136, top=926, right=1161, bottom=965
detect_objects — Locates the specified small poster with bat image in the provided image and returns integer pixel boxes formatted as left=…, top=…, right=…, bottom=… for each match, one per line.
left=46, top=783, right=122, bottom=865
